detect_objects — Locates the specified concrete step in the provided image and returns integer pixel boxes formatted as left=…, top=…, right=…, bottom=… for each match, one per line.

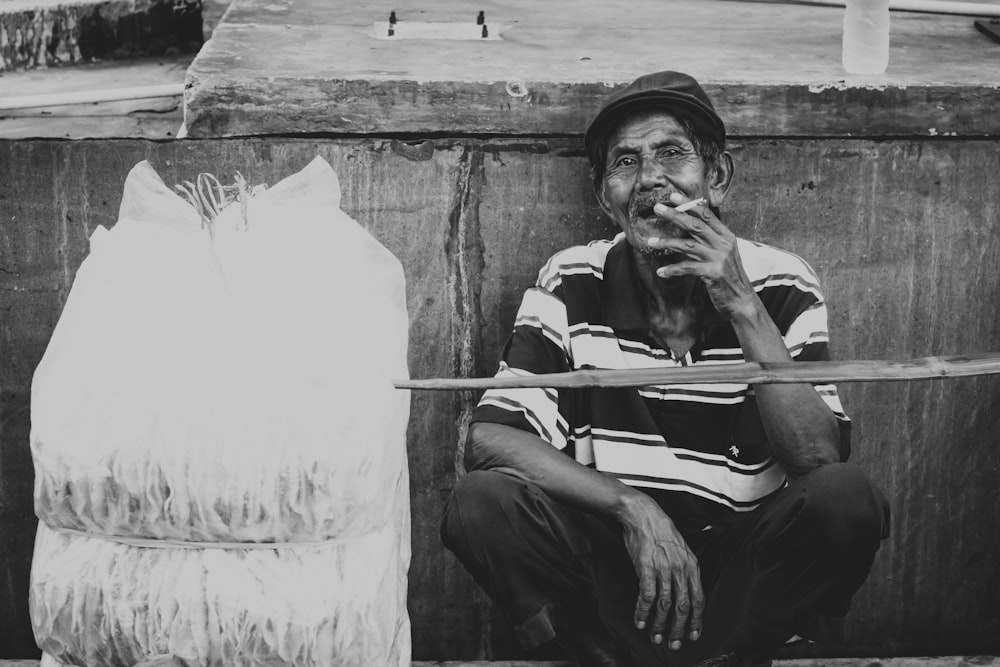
left=0, top=0, right=202, bottom=72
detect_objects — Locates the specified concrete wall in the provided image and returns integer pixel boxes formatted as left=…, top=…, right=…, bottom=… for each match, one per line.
left=1, top=137, right=998, bottom=659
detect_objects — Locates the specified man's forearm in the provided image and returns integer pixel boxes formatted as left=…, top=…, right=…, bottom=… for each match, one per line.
left=466, top=422, right=705, bottom=650
left=730, top=301, right=842, bottom=477
left=465, top=421, right=654, bottom=522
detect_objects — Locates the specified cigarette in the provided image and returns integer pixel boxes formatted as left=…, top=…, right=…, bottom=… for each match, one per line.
left=674, top=197, right=706, bottom=213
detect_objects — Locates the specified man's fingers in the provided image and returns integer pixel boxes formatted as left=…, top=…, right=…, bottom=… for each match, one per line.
left=648, top=574, right=672, bottom=645
left=653, top=203, right=715, bottom=240
left=655, top=261, right=702, bottom=279
left=634, top=566, right=657, bottom=629
left=687, top=202, right=732, bottom=237
left=646, top=237, right=707, bottom=260
left=667, top=572, right=692, bottom=649
left=655, top=201, right=734, bottom=244
left=687, top=564, right=705, bottom=641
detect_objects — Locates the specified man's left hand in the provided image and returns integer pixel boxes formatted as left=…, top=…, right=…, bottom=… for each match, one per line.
left=647, top=197, right=757, bottom=321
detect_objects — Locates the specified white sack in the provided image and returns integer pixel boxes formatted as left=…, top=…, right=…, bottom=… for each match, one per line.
left=31, top=517, right=409, bottom=667
left=29, top=157, right=411, bottom=666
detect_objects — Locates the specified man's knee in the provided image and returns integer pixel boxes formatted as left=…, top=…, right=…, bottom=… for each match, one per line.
left=440, top=469, right=532, bottom=552
left=798, top=462, right=890, bottom=554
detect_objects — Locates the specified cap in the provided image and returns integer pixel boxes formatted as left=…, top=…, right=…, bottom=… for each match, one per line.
left=584, top=71, right=726, bottom=167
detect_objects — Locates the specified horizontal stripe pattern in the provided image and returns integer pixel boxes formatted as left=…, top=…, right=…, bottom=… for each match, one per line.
left=637, top=384, right=749, bottom=404
left=479, top=374, right=569, bottom=450
left=537, top=239, right=612, bottom=292
left=473, top=234, right=850, bottom=526
left=617, top=474, right=787, bottom=512
left=515, top=288, right=571, bottom=352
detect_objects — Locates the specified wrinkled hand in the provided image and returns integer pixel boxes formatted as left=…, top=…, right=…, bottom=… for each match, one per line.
left=620, top=493, right=704, bottom=650
left=648, top=197, right=756, bottom=320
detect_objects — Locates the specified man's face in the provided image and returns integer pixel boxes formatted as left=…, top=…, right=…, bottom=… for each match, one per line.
left=598, top=110, right=719, bottom=259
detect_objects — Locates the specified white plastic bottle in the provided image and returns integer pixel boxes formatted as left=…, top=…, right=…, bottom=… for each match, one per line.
left=842, top=0, right=891, bottom=74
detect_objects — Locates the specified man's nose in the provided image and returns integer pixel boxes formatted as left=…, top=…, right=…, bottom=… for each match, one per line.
left=636, top=157, right=668, bottom=191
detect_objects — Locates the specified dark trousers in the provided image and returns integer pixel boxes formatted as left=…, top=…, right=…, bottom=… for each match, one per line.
left=441, top=463, right=889, bottom=667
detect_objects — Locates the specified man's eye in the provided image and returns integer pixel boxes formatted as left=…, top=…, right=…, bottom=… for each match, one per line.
left=612, top=156, right=637, bottom=168
left=658, top=147, right=683, bottom=159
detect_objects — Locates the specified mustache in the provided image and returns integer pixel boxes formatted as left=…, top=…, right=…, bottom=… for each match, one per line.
left=628, top=191, right=674, bottom=220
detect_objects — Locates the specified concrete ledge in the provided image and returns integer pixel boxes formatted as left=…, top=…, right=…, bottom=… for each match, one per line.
left=184, top=0, right=1000, bottom=139
left=0, top=0, right=202, bottom=72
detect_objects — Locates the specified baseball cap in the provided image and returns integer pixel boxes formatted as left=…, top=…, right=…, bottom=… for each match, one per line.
left=584, top=71, right=726, bottom=167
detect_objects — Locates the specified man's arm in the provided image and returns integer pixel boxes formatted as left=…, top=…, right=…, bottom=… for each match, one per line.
left=466, top=421, right=705, bottom=651
left=726, top=305, right=843, bottom=477
left=650, top=201, right=841, bottom=478
left=466, top=421, right=644, bottom=517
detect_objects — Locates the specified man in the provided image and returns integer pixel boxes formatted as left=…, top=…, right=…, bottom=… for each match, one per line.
left=440, top=71, right=889, bottom=667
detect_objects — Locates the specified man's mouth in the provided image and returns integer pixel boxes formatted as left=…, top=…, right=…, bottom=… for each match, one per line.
left=626, top=193, right=694, bottom=258
left=628, top=191, right=675, bottom=225
left=634, top=203, right=657, bottom=220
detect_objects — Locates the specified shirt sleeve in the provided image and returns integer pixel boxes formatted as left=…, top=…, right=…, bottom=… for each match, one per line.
left=773, top=262, right=853, bottom=460
left=472, top=285, right=573, bottom=451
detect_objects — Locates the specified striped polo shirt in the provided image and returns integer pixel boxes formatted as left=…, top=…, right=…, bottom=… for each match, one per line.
left=472, top=232, right=851, bottom=531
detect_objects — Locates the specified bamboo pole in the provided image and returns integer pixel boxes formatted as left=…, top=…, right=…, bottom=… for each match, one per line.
left=394, top=353, right=1000, bottom=390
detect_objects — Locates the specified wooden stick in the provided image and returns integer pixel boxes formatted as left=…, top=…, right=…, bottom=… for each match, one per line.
left=732, top=0, right=1000, bottom=17
left=394, top=353, right=1000, bottom=390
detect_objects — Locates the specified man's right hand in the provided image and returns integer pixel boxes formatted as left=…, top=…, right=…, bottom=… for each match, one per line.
left=618, top=492, right=704, bottom=650
left=466, top=422, right=705, bottom=649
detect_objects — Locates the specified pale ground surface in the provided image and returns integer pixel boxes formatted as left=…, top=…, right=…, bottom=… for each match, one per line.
left=0, top=56, right=191, bottom=139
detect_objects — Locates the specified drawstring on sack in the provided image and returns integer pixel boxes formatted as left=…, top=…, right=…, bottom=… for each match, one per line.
left=173, top=172, right=262, bottom=284
left=174, top=172, right=259, bottom=235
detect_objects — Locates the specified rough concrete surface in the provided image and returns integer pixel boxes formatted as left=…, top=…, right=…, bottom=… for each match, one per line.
left=184, top=0, right=1000, bottom=138
left=1, top=138, right=998, bottom=660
